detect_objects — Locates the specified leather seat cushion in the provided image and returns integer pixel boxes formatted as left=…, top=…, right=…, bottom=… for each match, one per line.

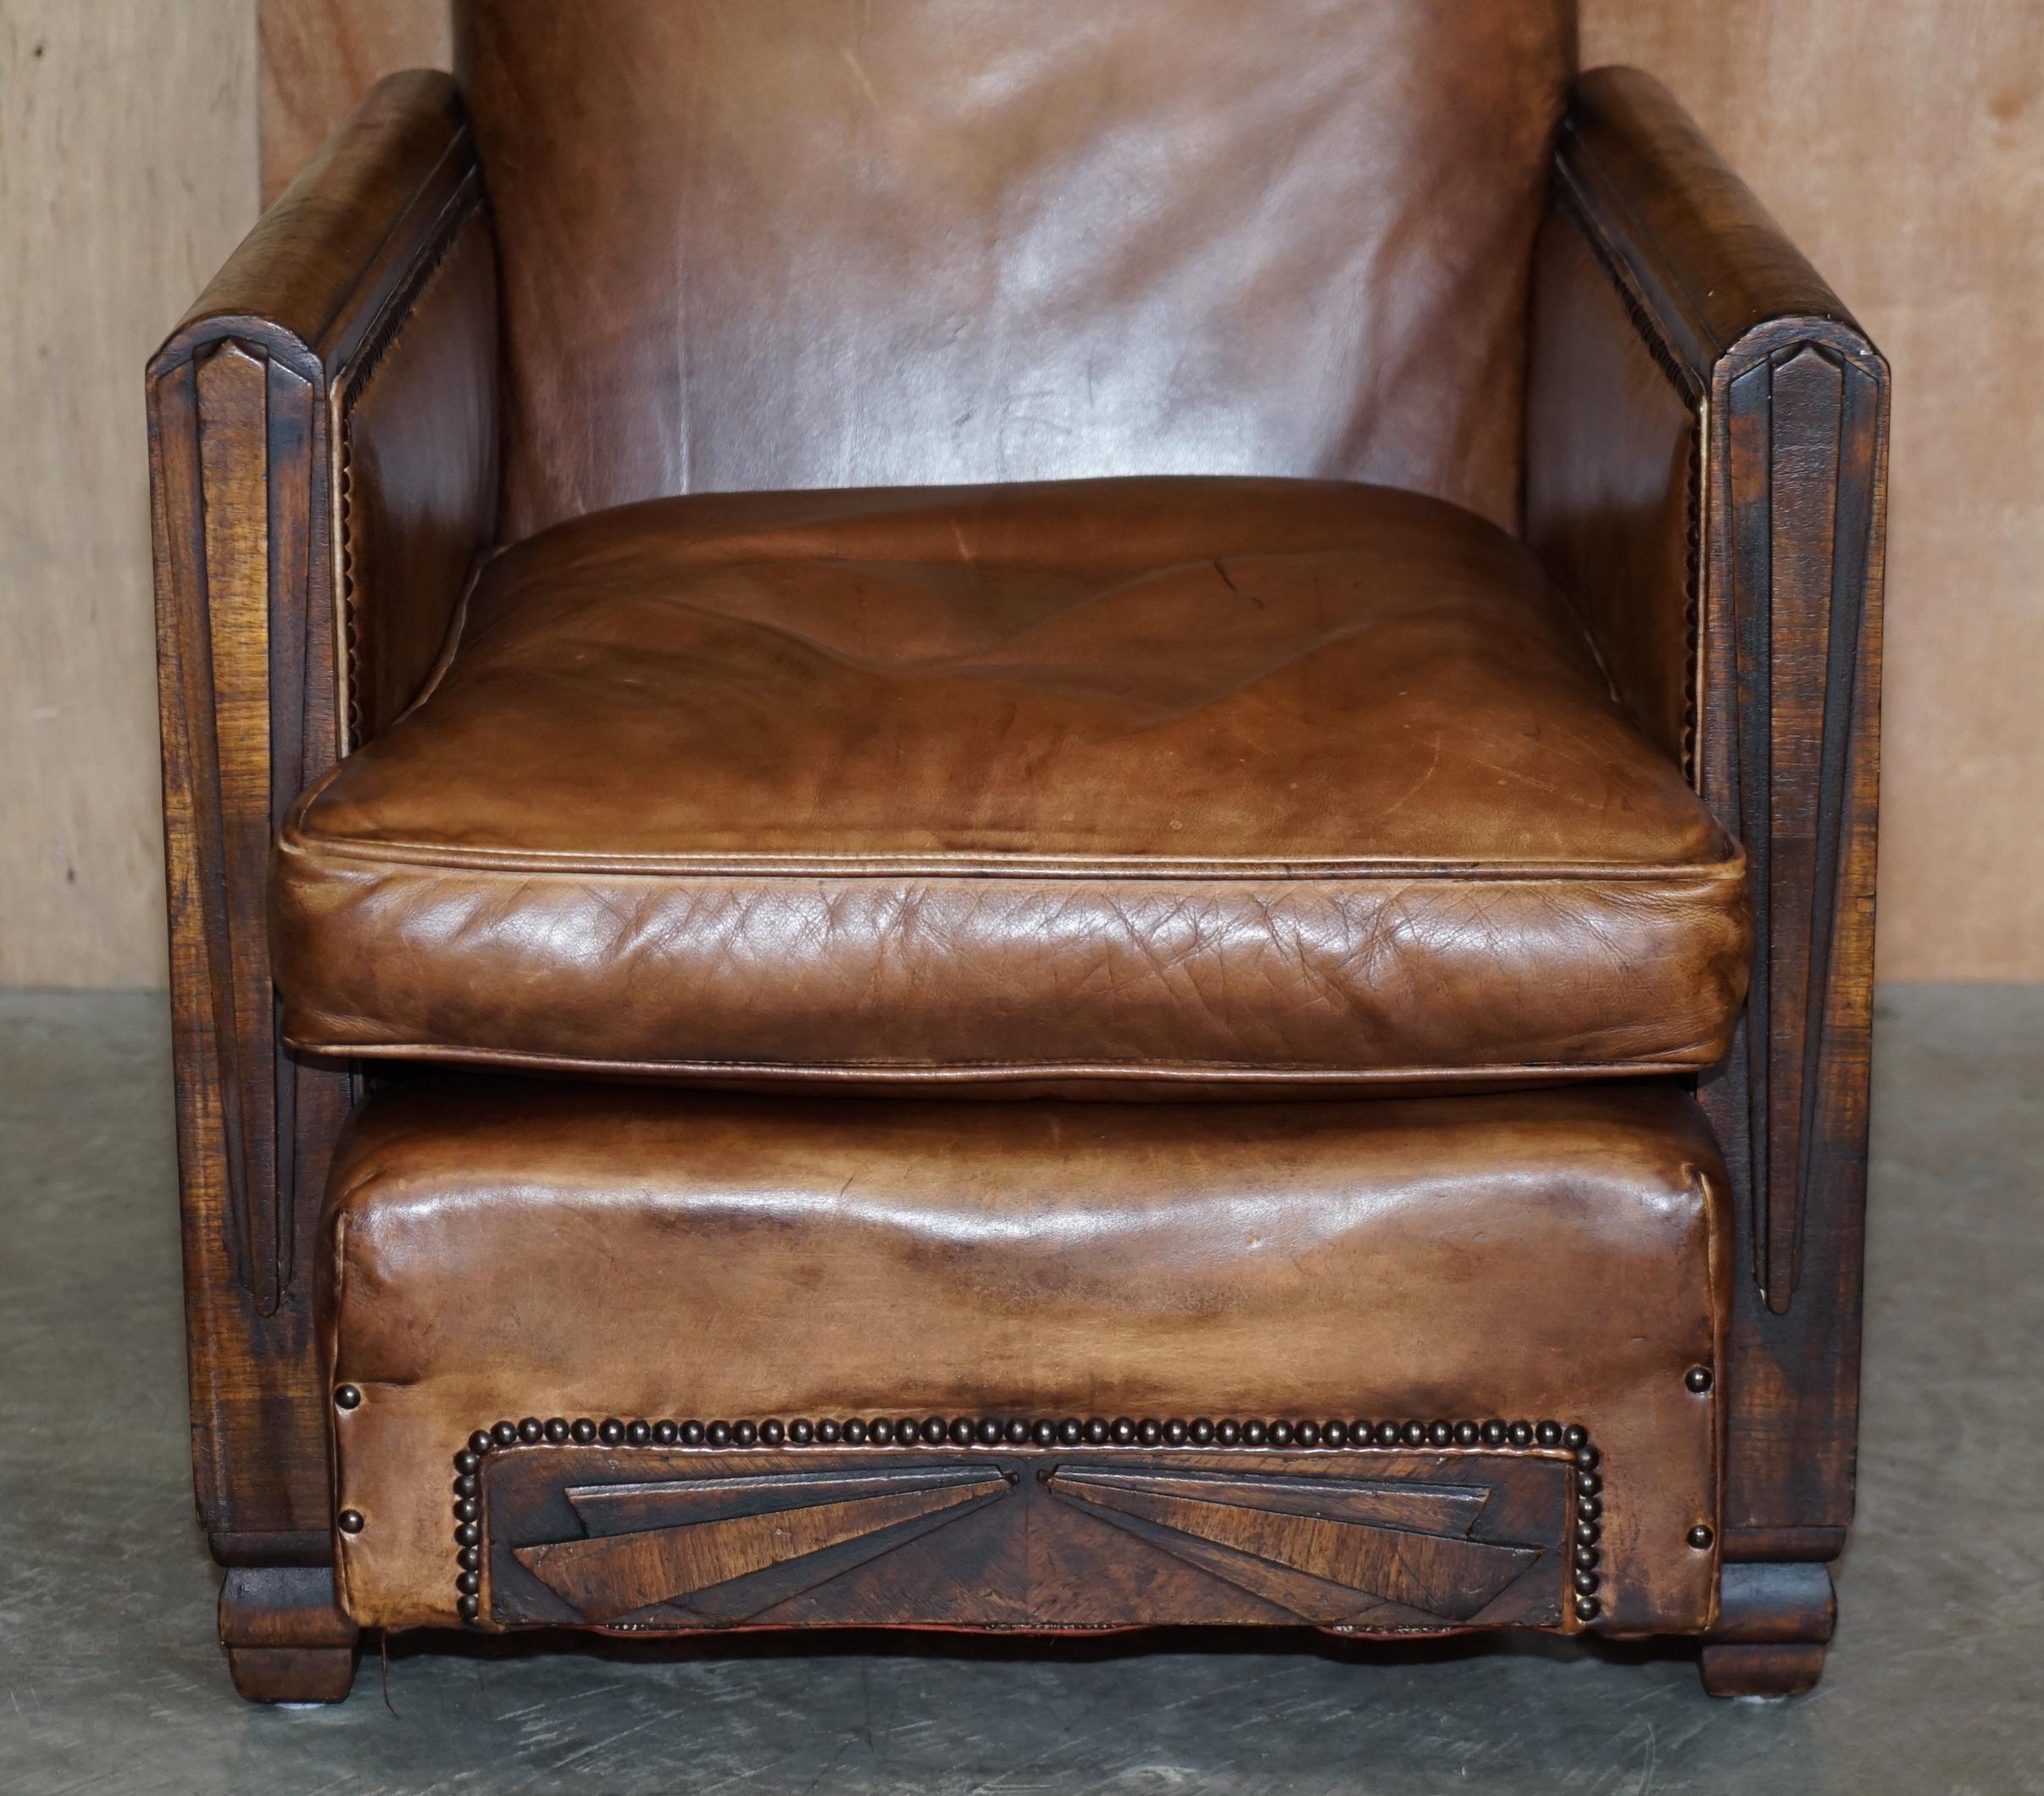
left=274, top=476, right=1749, bottom=1092
left=323, top=1076, right=1729, bottom=1633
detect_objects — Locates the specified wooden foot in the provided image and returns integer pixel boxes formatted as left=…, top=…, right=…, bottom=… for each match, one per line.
left=219, top=1565, right=360, bottom=1704
left=1698, top=1561, right=1835, bottom=1698
left=1698, top=1639, right=1828, bottom=1698
left=225, top=1643, right=360, bottom=1704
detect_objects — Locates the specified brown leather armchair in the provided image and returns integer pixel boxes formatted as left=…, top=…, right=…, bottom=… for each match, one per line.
left=148, top=3, right=1884, bottom=1705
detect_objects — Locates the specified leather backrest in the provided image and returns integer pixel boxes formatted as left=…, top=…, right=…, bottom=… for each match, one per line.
left=455, top=1, right=1576, bottom=542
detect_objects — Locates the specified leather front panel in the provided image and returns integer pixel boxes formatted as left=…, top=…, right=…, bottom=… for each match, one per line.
left=454, top=0, right=1575, bottom=539
left=272, top=477, right=1749, bottom=1089
left=323, top=1080, right=1728, bottom=1635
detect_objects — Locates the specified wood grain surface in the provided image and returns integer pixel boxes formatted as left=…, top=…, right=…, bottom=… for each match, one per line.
left=0, top=2, right=256, bottom=985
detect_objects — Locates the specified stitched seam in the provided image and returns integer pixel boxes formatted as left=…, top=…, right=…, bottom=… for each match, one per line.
left=336, top=182, right=487, bottom=751
left=279, top=1038, right=1722, bottom=1080
left=272, top=832, right=1748, bottom=885
left=1552, top=175, right=1697, bottom=398
left=1551, top=172, right=1706, bottom=787
left=388, top=559, right=484, bottom=726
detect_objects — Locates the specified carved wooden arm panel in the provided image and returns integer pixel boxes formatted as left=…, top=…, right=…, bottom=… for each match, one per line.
left=1719, top=342, right=1884, bottom=1314
left=147, top=71, right=498, bottom=1549
left=1526, top=67, right=1887, bottom=1557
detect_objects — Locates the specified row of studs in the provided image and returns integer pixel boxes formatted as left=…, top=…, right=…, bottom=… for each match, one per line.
left=387, top=1406, right=1639, bottom=1627
left=447, top=1410, right=1594, bottom=1453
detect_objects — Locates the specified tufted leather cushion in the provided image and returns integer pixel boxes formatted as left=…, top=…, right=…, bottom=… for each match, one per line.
left=454, top=0, right=1576, bottom=539
left=271, top=477, right=1748, bottom=1091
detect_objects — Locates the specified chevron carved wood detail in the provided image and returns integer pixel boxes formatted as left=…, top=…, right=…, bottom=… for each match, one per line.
left=477, top=1439, right=1582, bottom=1632
left=1721, top=341, right=1885, bottom=1315
left=514, top=1466, right=1010, bottom=1622
left=1044, top=1466, right=1541, bottom=1624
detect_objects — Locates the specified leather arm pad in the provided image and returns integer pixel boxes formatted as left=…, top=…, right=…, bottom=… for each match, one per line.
left=154, top=70, right=500, bottom=747
left=1525, top=64, right=1874, bottom=775
left=1550, top=66, right=1859, bottom=373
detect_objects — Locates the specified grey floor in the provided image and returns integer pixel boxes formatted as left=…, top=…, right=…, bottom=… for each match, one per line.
left=0, top=987, right=2038, bottom=1795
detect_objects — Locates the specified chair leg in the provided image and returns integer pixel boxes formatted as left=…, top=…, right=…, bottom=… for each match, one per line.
left=1697, top=1561, right=1836, bottom=1698
left=219, top=1565, right=360, bottom=1703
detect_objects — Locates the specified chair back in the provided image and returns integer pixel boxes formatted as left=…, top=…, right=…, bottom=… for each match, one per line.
left=455, top=0, right=1576, bottom=539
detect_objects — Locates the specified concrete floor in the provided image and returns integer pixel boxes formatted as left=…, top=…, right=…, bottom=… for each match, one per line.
left=0, top=987, right=2038, bottom=1794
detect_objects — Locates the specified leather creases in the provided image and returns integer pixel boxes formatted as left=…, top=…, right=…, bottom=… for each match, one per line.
left=272, top=477, right=1748, bottom=1093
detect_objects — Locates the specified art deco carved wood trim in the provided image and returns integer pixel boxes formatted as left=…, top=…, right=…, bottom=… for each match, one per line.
left=415, top=1410, right=1613, bottom=1635
left=1721, top=341, right=1885, bottom=1310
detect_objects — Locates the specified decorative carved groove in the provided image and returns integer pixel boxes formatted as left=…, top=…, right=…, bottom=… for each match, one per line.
left=154, top=341, right=298, bottom=1313
left=1053, top=1465, right=1491, bottom=1534
left=1044, top=1465, right=1541, bottom=1625
left=425, top=1411, right=1611, bottom=1634
left=153, top=339, right=331, bottom=1315
left=193, top=343, right=270, bottom=1301
left=1724, top=342, right=1885, bottom=1312
left=516, top=1467, right=1012, bottom=1623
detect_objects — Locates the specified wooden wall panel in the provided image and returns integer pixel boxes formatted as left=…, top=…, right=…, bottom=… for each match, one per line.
left=1580, top=2, right=2044, bottom=980
left=258, top=0, right=448, bottom=208
left=5, top=1, right=2038, bottom=982
left=0, top=1, right=257, bottom=987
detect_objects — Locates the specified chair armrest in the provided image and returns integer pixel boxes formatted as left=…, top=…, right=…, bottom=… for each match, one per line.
left=1526, top=66, right=1889, bottom=1556
left=1528, top=65, right=1883, bottom=777
left=147, top=70, right=497, bottom=1548
left=154, top=68, right=499, bottom=754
